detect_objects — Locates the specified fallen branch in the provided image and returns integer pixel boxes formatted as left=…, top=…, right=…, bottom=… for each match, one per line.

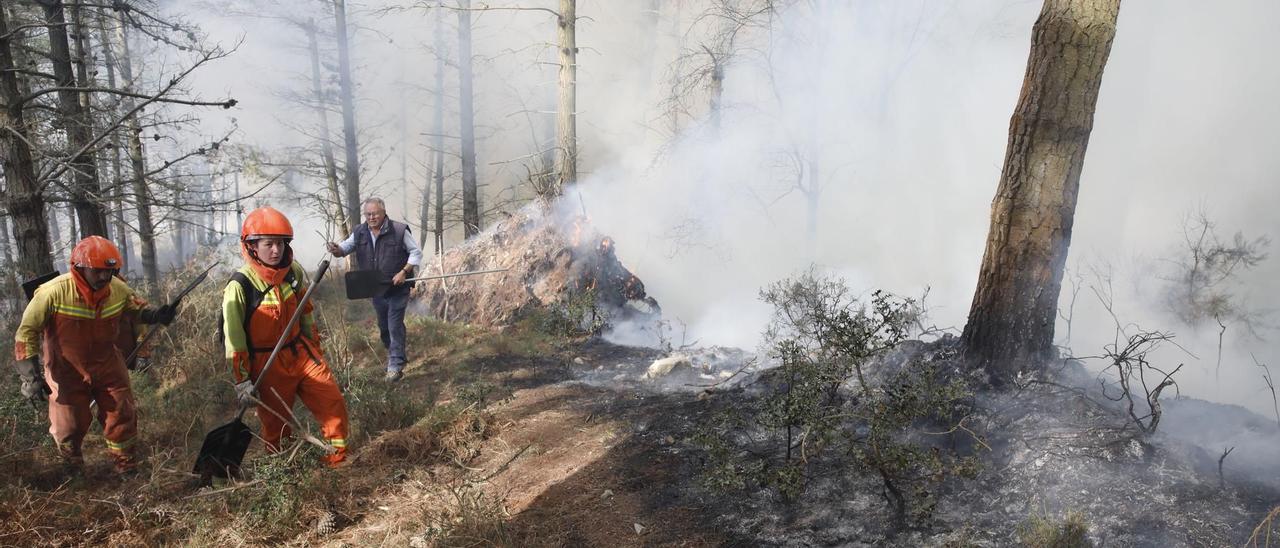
left=184, top=479, right=265, bottom=499
left=472, top=444, right=532, bottom=484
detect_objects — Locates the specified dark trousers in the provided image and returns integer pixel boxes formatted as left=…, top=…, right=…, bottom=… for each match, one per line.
left=372, top=289, right=409, bottom=372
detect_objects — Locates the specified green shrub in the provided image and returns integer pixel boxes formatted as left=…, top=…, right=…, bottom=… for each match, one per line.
left=696, top=268, right=981, bottom=524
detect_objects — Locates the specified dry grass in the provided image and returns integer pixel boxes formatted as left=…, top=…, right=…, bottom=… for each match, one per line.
left=1018, top=509, right=1092, bottom=548
left=1248, top=507, right=1280, bottom=548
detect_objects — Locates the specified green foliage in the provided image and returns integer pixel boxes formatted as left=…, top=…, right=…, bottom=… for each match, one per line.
left=335, top=359, right=432, bottom=445
left=1018, top=509, right=1092, bottom=548
left=237, top=449, right=333, bottom=536
left=537, top=287, right=609, bottom=338
left=0, top=376, right=51, bottom=456
left=696, top=268, right=980, bottom=524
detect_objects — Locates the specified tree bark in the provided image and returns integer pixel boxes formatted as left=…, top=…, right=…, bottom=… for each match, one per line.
left=553, top=0, right=577, bottom=195
left=709, top=54, right=723, bottom=134
left=113, top=11, right=158, bottom=291
left=93, top=8, right=131, bottom=271
left=40, top=0, right=109, bottom=238
left=432, top=4, right=446, bottom=254
left=0, top=6, right=55, bottom=279
left=305, top=18, right=349, bottom=238
left=457, top=0, right=480, bottom=237
left=333, top=0, right=362, bottom=234
left=961, top=0, right=1121, bottom=378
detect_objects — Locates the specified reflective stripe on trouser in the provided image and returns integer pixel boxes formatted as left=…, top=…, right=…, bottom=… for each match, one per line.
left=252, top=339, right=350, bottom=463
left=45, top=358, right=137, bottom=463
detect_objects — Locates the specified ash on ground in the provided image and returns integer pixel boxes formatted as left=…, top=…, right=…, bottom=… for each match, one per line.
left=554, top=336, right=1280, bottom=546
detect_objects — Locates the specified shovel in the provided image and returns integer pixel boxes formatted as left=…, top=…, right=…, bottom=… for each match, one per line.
left=193, top=259, right=331, bottom=481
left=126, top=262, right=217, bottom=370
left=343, top=267, right=507, bottom=300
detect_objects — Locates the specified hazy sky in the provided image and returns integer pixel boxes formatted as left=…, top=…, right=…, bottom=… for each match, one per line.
left=162, top=0, right=1280, bottom=414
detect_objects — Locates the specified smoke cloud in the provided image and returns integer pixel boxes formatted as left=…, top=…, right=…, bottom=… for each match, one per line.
left=166, top=0, right=1279, bottom=414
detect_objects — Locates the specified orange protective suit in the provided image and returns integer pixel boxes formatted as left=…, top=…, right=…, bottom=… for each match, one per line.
left=14, top=271, right=149, bottom=471
left=222, top=253, right=349, bottom=465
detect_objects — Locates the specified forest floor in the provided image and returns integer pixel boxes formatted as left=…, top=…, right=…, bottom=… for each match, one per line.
left=3, top=283, right=1280, bottom=546
left=0, top=286, right=738, bottom=547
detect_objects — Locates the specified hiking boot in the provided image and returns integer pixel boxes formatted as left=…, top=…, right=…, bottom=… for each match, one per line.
left=385, top=369, right=403, bottom=382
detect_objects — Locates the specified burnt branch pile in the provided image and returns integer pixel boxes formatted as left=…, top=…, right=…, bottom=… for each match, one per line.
left=415, top=205, right=660, bottom=330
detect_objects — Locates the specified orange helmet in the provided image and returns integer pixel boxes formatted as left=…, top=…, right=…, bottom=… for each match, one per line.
left=241, top=206, right=294, bottom=242
left=70, top=235, right=123, bottom=270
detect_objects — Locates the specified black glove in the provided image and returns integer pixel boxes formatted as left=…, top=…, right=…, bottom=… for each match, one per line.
left=14, top=357, right=50, bottom=403
left=141, top=304, right=177, bottom=325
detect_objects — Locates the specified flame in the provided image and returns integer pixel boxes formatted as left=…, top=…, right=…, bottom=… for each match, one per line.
left=598, top=237, right=613, bottom=253
left=567, top=216, right=588, bottom=247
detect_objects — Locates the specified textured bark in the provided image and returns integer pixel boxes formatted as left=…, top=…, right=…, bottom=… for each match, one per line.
left=306, top=19, right=349, bottom=238
left=961, top=0, right=1121, bottom=378
left=457, top=0, right=480, bottom=237
left=430, top=3, right=445, bottom=254
left=333, top=0, right=362, bottom=235
left=40, top=0, right=108, bottom=238
left=421, top=6, right=445, bottom=252
left=0, top=6, right=55, bottom=278
left=94, top=8, right=130, bottom=270
left=113, top=12, right=158, bottom=291
left=553, top=0, right=577, bottom=195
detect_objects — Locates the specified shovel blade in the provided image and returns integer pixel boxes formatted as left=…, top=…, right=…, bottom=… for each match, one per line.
left=22, top=271, right=59, bottom=301
left=344, top=269, right=390, bottom=300
left=193, top=418, right=253, bottom=479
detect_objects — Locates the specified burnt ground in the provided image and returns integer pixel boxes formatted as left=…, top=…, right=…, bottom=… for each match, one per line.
left=382, top=335, right=1280, bottom=547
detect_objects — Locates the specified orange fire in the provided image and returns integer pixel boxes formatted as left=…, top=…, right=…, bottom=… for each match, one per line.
left=598, top=237, right=613, bottom=253
left=567, top=216, right=588, bottom=247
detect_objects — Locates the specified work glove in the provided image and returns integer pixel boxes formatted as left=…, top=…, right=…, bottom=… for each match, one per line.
left=234, top=380, right=256, bottom=406
left=156, top=304, right=177, bottom=325
left=14, top=357, right=50, bottom=403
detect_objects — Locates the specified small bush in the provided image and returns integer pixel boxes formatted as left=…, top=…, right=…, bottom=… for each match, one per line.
left=412, top=483, right=513, bottom=547
left=237, top=448, right=332, bottom=536
left=537, top=287, right=609, bottom=338
left=696, top=268, right=981, bottom=525
left=1018, top=509, right=1091, bottom=548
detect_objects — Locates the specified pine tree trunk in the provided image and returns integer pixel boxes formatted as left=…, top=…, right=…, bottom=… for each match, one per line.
left=113, top=12, right=158, bottom=291
left=333, top=0, right=362, bottom=235
left=93, top=9, right=131, bottom=270
left=457, top=0, right=480, bottom=238
left=961, top=0, right=1121, bottom=378
left=0, top=6, right=55, bottom=278
left=306, top=19, right=349, bottom=238
left=41, top=0, right=108, bottom=238
left=554, top=0, right=577, bottom=195
left=432, top=5, right=446, bottom=254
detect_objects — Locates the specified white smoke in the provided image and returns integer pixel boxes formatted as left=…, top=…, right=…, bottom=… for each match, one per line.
left=162, top=0, right=1280, bottom=415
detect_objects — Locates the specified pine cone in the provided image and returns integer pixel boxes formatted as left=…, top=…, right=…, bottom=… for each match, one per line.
left=315, top=511, right=338, bottom=536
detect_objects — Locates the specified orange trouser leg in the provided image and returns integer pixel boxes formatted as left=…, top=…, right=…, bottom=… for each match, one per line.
left=91, top=369, right=139, bottom=471
left=45, top=367, right=92, bottom=461
left=254, top=354, right=301, bottom=453
left=296, top=344, right=350, bottom=464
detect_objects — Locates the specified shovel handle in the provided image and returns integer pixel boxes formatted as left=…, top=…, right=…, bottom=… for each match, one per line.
left=405, top=267, right=508, bottom=283
left=123, top=262, right=218, bottom=367
left=237, top=259, right=331, bottom=417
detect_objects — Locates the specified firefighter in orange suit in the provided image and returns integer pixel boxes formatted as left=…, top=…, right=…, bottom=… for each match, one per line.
left=223, top=207, right=350, bottom=465
left=13, top=236, right=176, bottom=473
